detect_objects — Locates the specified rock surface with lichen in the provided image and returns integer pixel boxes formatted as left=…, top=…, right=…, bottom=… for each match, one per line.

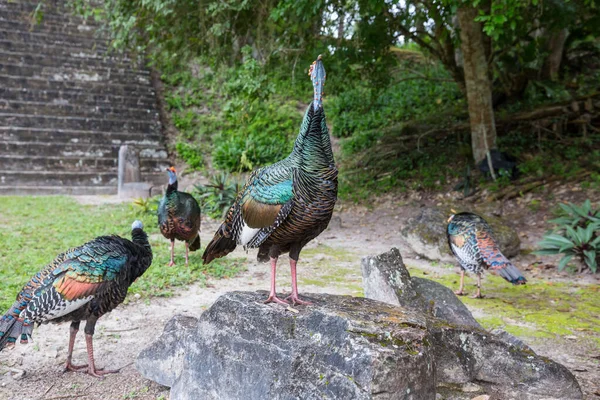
left=361, top=247, right=482, bottom=328
left=137, top=291, right=582, bottom=400
left=400, top=207, right=520, bottom=262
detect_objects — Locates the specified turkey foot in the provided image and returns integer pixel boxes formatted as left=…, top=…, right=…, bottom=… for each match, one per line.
left=65, top=361, right=88, bottom=372
left=86, top=366, right=120, bottom=379
left=285, top=294, right=313, bottom=305
left=454, top=290, right=466, bottom=296
left=264, top=295, right=289, bottom=306
left=167, top=261, right=175, bottom=267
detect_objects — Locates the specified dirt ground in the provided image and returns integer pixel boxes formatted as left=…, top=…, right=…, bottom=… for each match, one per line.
left=0, top=187, right=599, bottom=400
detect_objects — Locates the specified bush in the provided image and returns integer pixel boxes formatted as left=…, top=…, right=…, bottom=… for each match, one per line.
left=212, top=101, right=299, bottom=172
left=194, top=173, right=241, bottom=219
left=175, top=142, right=204, bottom=171
left=535, top=200, right=600, bottom=273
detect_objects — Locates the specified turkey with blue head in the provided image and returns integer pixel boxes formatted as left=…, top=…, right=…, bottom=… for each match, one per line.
left=203, top=55, right=338, bottom=306
left=158, top=166, right=201, bottom=267
left=447, top=212, right=527, bottom=298
left=0, top=221, right=153, bottom=378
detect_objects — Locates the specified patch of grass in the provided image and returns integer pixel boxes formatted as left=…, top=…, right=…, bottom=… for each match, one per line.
left=0, top=196, right=245, bottom=311
left=408, top=267, right=600, bottom=341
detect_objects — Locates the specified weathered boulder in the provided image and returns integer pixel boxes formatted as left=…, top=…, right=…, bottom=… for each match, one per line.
left=139, top=291, right=436, bottom=400
left=136, top=315, right=197, bottom=387
left=361, top=248, right=481, bottom=329
left=400, top=208, right=520, bottom=261
left=138, top=291, right=582, bottom=400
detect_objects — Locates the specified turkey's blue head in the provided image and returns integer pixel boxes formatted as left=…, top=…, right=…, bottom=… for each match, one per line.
left=309, top=55, right=326, bottom=110
left=132, top=220, right=144, bottom=230
left=166, top=166, right=177, bottom=185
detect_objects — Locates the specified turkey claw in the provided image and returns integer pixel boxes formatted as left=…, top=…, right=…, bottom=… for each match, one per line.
left=285, top=295, right=313, bottom=306
left=264, top=295, right=289, bottom=306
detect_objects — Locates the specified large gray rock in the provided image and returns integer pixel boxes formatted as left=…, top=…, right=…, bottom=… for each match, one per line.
left=361, top=248, right=481, bottom=329
left=138, top=291, right=582, bottom=400
left=136, top=315, right=197, bottom=387
left=400, top=208, right=520, bottom=261
left=140, top=291, right=436, bottom=400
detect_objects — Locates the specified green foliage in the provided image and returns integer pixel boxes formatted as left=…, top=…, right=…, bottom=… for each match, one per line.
left=0, top=197, right=245, bottom=311
left=330, top=63, right=462, bottom=140
left=213, top=101, right=298, bottom=172
left=132, top=196, right=160, bottom=216
left=536, top=200, right=600, bottom=273
left=194, top=173, right=241, bottom=219
left=175, top=142, right=204, bottom=171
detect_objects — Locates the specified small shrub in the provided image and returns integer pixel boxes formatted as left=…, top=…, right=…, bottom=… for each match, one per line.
left=535, top=200, right=600, bottom=273
left=194, top=173, right=241, bottom=219
left=175, top=142, right=203, bottom=171
left=131, top=196, right=161, bottom=216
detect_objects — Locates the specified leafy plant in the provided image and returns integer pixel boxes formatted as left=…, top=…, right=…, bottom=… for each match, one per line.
left=132, top=196, right=160, bottom=216
left=194, top=173, right=241, bottom=219
left=175, top=142, right=204, bottom=171
left=536, top=200, right=600, bottom=273
left=549, top=200, right=600, bottom=228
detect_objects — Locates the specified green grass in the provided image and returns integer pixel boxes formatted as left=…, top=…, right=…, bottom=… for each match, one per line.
left=408, top=267, right=600, bottom=344
left=0, top=196, right=245, bottom=311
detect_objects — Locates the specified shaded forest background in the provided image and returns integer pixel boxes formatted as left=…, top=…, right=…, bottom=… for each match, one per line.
left=71, top=0, right=600, bottom=201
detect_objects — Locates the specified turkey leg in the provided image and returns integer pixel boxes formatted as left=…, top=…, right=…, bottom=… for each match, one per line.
left=264, top=257, right=288, bottom=305
left=168, top=239, right=175, bottom=267
left=455, top=270, right=466, bottom=296
left=65, top=321, right=87, bottom=371
left=285, top=259, right=313, bottom=305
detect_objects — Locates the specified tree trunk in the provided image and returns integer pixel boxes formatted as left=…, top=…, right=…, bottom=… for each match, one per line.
left=542, top=28, right=569, bottom=81
left=457, top=5, right=497, bottom=165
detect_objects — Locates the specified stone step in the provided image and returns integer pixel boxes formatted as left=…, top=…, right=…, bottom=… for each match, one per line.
left=0, top=185, right=118, bottom=195
left=0, top=141, right=168, bottom=159
left=0, top=87, right=157, bottom=108
left=0, top=5, right=102, bottom=30
left=0, top=17, right=103, bottom=39
left=0, top=154, right=168, bottom=172
left=0, top=50, right=146, bottom=75
left=0, top=29, right=109, bottom=52
left=0, top=170, right=165, bottom=187
left=0, top=38, right=119, bottom=59
left=0, top=113, right=159, bottom=134
left=2, top=99, right=159, bottom=120
left=0, top=170, right=118, bottom=186
left=0, top=74, right=155, bottom=99
left=0, top=63, right=151, bottom=85
left=0, top=127, right=163, bottom=146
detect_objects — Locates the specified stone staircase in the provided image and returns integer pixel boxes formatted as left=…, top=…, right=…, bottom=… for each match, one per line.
left=0, top=0, right=169, bottom=195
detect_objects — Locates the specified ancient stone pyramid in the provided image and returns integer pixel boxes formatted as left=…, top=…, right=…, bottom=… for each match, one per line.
left=0, top=0, right=169, bottom=195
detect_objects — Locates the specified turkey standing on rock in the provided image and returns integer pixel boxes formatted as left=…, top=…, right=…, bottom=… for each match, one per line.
left=0, top=221, right=153, bottom=378
left=447, top=212, right=527, bottom=298
left=158, top=166, right=201, bottom=267
left=202, top=55, right=338, bottom=306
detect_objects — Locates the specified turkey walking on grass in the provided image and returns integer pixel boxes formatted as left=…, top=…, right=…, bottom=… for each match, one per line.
left=447, top=212, right=527, bottom=298
left=158, top=166, right=201, bottom=267
left=0, top=221, right=153, bottom=378
left=202, top=55, right=338, bottom=306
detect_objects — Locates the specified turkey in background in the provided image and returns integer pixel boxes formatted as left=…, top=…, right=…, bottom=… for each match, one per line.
left=447, top=211, right=527, bottom=298
left=158, top=166, right=201, bottom=267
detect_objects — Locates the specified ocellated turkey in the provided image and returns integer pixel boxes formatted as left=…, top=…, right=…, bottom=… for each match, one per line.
left=203, top=55, right=338, bottom=305
left=0, top=221, right=153, bottom=378
left=447, top=212, right=527, bottom=298
left=158, top=166, right=201, bottom=266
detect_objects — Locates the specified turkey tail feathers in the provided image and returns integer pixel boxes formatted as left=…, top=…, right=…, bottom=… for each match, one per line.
left=202, top=230, right=236, bottom=265
left=0, top=302, right=32, bottom=351
left=189, top=234, right=201, bottom=252
left=495, top=263, right=527, bottom=285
